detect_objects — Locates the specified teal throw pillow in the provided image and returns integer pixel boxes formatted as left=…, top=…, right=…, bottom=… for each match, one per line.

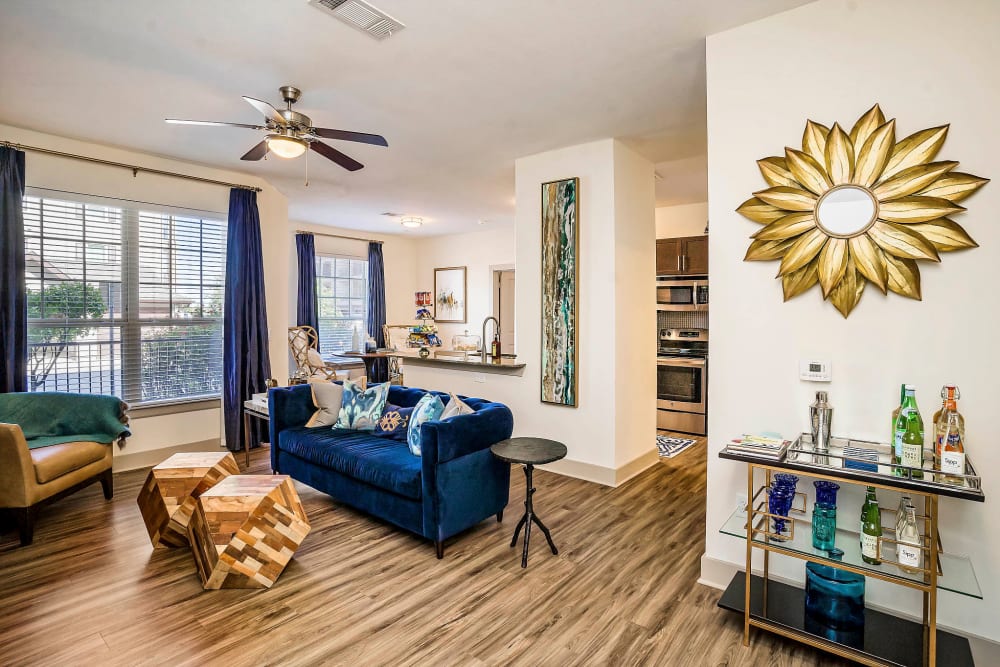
left=407, top=393, right=445, bottom=456
left=334, top=379, right=389, bottom=431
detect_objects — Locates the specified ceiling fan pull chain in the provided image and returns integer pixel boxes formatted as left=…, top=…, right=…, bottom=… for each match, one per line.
left=304, top=147, right=309, bottom=187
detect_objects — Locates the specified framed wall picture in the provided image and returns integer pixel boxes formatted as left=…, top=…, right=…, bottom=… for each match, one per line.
left=540, top=177, right=579, bottom=407
left=433, top=266, right=467, bottom=323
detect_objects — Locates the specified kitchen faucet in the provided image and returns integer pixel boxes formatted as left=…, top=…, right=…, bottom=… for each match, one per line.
left=481, top=316, right=500, bottom=363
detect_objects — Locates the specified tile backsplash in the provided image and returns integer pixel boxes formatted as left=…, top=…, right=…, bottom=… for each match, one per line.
left=658, top=310, right=708, bottom=330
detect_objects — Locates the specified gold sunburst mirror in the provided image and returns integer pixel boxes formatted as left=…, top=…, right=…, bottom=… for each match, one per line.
left=737, top=104, right=989, bottom=317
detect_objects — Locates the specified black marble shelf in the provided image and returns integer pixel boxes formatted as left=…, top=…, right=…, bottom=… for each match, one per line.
left=717, top=573, right=974, bottom=667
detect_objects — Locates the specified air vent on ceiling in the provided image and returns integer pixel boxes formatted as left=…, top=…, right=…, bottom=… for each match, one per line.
left=309, top=0, right=405, bottom=40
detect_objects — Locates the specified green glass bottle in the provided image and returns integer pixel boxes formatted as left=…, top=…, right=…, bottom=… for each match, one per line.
left=860, top=486, right=882, bottom=565
left=900, top=388, right=925, bottom=480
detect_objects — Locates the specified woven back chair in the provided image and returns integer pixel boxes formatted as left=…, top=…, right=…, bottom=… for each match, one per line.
left=382, top=324, right=411, bottom=385
left=287, top=326, right=338, bottom=381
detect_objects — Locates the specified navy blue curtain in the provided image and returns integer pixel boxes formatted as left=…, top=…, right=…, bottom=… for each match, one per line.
left=223, top=189, right=271, bottom=452
left=295, top=232, right=318, bottom=348
left=0, top=147, right=27, bottom=393
left=366, top=241, right=388, bottom=383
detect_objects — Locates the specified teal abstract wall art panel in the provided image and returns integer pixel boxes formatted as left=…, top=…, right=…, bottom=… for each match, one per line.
left=540, top=177, right=579, bottom=407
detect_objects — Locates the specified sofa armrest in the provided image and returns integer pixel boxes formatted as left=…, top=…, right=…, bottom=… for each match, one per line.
left=267, top=385, right=315, bottom=445
left=0, top=423, right=34, bottom=507
left=420, top=403, right=514, bottom=465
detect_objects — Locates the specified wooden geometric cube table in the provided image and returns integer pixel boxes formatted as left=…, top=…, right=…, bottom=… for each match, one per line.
left=187, top=475, right=310, bottom=589
left=137, top=451, right=240, bottom=548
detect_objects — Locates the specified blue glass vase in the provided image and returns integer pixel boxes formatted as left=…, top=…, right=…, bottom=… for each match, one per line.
left=805, top=549, right=865, bottom=631
left=811, top=481, right=840, bottom=550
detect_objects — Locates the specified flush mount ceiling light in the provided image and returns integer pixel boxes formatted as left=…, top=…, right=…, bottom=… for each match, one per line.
left=266, top=135, right=307, bottom=159
left=400, top=217, right=423, bottom=228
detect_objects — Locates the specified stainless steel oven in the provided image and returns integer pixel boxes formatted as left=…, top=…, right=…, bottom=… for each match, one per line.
left=656, top=278, right=708, bottom=312
left=657, top=328, right=707, bottom=435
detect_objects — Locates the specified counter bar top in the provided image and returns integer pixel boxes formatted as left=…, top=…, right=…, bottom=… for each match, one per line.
left=386, top=350, right=526, bottom=371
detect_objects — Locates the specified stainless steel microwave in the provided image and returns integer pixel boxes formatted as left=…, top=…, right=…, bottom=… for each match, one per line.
left=656, top=279, right=708, bottom=312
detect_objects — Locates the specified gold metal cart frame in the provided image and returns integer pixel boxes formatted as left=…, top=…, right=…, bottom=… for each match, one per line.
left=719, top=434, right=984, bottom=667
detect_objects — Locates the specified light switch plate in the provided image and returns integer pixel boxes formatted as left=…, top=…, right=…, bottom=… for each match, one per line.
left=800, top=360, right=832, bottom=382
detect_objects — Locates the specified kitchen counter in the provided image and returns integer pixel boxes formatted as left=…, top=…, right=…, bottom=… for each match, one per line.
left=386, top=350, right=525, bottom=373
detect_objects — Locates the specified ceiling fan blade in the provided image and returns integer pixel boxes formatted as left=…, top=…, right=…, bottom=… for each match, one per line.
left=240, top=140, right=269, bottom=161
left=242, top=96, right=287, bottom=126
left=166, top=119, right=265, bottom=130
left=309, top=128, right=388, bottom=147
left=310, top=141, right=364, bottom=171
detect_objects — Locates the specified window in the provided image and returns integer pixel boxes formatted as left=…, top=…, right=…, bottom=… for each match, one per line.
left=24, top=192, right=226, bottom=405
left=315, top=255, right=367, bottom=352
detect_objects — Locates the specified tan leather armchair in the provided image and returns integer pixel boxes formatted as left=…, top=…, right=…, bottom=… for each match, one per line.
left=0, top=420, right=124, bottom=546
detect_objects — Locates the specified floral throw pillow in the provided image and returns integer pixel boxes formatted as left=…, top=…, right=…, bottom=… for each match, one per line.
left=407, top=393, right=445, bottom=456
left=334, top=379, right=389, bottom=431
left=374, top=404, right=414, bottom=441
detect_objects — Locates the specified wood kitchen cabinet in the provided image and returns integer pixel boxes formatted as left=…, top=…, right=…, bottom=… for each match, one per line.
left=656, top=235, right=708, bottom=276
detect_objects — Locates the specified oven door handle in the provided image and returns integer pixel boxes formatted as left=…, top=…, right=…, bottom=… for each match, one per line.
left=657, top=358, right=707, bottom=367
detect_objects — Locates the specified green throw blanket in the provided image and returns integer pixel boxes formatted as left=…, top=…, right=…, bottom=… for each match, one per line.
left=0, top=392, right=130, bottom=450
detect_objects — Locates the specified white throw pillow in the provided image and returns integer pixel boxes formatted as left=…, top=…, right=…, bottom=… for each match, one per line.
left=440, top=392, right=474, bottom=420
left=305, top=379, right=344, bottom=428
left=306, top=347, right=325, bottom=369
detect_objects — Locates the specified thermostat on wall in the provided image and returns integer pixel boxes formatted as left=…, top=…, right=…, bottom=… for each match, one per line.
left=800, top=360, right=832, bottom=382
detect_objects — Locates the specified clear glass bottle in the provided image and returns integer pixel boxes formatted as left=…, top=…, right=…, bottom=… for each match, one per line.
left=895, top=495, right=912, bottom=536
left=860, top=486, right=882, bottom=565
left=939, top=411, right=967, bottom=485
left=896, top=506, right=923, bottom=574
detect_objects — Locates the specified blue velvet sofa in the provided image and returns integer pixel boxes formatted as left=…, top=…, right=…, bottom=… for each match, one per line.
left=268, top=384, right=513, bottom=558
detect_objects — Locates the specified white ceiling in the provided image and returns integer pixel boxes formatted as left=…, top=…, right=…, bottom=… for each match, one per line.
left=0, top=0, right=809, bottom=235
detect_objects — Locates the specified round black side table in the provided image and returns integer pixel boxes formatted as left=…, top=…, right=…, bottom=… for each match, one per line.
left=490, top=437, right=567, bottom=568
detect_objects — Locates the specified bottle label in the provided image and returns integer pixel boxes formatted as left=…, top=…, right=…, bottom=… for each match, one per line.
left=941, top=451, right=965, bottom=475
left=893, top=429, right=905, bottom=457
left=861, top=532, right=880, bottom=559
left=901, top=444, right=922, bottom=468
left=897, top=541, right=922, bottom=569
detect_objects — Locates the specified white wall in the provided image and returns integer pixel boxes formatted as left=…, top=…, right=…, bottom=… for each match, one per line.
left=655, top=202, right=708, bottom=239
left=412, top=227, right=516, bottom=347
left=2, top=123, right=289, bottom=462
left=288, top=221, right=418, bottom=347
left=704, top=0, right=1000, bottom=643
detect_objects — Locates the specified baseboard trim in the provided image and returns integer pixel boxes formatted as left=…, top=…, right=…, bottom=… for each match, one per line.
left=540, top=450, right=659, bottom=488
left=615, top=449, right=659, bottom=486
left=112, top=439, right=225, bottom=472
left=698, top=554, right=1000, bottom=650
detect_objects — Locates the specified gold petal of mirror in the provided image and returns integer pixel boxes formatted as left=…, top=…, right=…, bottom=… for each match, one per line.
left=738, top=104, right=989, bottom=317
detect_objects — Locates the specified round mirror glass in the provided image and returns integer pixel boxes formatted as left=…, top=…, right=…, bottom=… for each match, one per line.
left=816, top=186, right=877, bottom=237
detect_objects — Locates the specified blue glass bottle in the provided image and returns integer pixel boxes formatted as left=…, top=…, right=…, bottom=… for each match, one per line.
left=811, top=480, right=840, bottom=550
left=805, top=548, right=865, bottom=630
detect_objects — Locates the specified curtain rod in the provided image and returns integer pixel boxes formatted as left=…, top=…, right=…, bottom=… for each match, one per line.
left=296, top=229, right=383, bottom=244
left=1, top=140, right=262, bottom=193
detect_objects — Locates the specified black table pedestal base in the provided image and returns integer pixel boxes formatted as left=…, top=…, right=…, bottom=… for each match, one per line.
left=509, top=463, right=558, bottom=568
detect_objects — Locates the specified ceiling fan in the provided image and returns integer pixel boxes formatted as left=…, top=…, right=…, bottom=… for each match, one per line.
left=165, top=85, right=387, bottom=171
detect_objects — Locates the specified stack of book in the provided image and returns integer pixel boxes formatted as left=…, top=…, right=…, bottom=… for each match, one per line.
left=724, top=434, right=791, bottom=461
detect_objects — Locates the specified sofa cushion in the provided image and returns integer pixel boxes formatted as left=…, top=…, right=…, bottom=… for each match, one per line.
left=374, top=404, right=414, bottom=441
left=335, top=379, right=389, bottom=431
left=278, top=427, right=423, bottom=500
left=407, top=393, right=444, bottom=456
left=31, top=440, right=109, bottom=485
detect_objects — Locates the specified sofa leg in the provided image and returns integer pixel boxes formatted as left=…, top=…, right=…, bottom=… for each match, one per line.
left=435, top=540, right=444, bottom=559
left=99, top=469, right=114, bottom=500
left=496, top=510, right=504, bottom=523
left=13, top=507, right=35, bottom=546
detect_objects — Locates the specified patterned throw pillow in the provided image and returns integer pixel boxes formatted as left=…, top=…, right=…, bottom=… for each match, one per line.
left=374, top=404, right=414, bottom=441
left=334, top=379, right=389, bottom=431
left=440, top=392, right=474, bottom=420
left=407, top=393, right=445, bottom=456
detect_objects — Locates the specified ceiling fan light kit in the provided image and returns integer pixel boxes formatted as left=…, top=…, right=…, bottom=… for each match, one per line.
left=165, top=85, right=388, bottom=171
left=401, top=217, right=423, bottom=229
left=267, top=135, right=307, bottom=159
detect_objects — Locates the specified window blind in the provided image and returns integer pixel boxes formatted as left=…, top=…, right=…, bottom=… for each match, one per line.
left=24, top=190, right=226, bottom=406
left=316, top=254, right=368, bottom=352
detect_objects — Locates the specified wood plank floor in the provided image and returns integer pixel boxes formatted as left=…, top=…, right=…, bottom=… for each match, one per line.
left=0, top=438, right=847, bottom=666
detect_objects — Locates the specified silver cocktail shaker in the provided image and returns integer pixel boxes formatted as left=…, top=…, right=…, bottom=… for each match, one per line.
left=810, top=391, right=833, bottom=455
